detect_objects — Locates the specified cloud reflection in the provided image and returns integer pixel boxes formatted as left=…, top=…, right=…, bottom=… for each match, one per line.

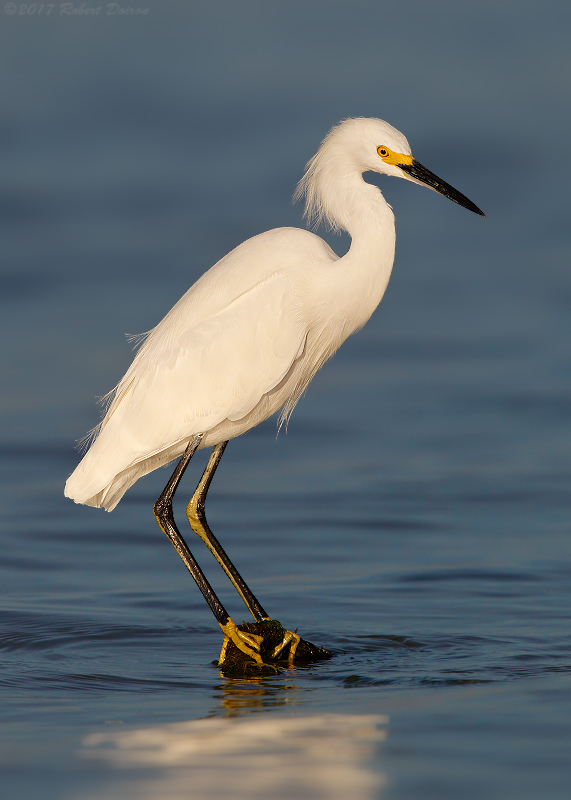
left=80, top=713, right=387, bottom=800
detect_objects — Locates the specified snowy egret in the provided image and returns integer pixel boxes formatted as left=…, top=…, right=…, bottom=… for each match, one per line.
left=65, top=118, right=483, bottom=668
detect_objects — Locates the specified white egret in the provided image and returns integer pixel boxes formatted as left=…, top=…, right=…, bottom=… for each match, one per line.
left=65, top=118, right=483, bottom=669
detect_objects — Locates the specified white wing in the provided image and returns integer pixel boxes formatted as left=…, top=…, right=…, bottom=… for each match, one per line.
left=65, top=270, right=307, bottom=509
left=111, top=271, right=306, bottom=445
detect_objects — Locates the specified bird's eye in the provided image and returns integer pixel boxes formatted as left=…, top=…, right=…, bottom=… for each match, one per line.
left=377, top=146, right=389, bottom=158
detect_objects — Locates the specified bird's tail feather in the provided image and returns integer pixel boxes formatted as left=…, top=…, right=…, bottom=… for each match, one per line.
left=64, top=437, right=192, bottom=512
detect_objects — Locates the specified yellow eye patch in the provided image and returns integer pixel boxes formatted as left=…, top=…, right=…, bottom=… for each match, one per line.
left=377, top=145, right=413, bottom=166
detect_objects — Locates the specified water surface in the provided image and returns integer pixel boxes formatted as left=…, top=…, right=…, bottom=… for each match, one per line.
left=1, top=2, right=571, bottom=798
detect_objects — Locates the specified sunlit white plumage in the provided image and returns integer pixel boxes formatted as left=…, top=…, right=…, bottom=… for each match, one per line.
left=65, top=117, right=482, bottom=512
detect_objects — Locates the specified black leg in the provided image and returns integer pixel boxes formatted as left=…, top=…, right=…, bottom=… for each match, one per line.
left=153, top=435, right=265, bottom=665
left=185, top=441, right=300, bottom=664
left=186, top=441, right=270, bottom=622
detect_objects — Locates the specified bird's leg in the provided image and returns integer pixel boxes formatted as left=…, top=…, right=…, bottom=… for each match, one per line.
left=153, top=435, right=264, bottom=667
left=186, top=441, right=300, bottom=665
left=186, top=442, right=268, bottom=621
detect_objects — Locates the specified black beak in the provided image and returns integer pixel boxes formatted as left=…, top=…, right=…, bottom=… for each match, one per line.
left=399, top=160, right=485, bottom=216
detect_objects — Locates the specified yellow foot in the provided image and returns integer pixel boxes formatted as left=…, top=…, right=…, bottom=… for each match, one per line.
left=270, top=628, right=301, bottom=665
left=218, top=618, right=265, bottom=667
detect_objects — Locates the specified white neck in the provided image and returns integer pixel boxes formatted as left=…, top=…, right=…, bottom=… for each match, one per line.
left=336, top=172, right=396, bottom=304
left=311, top=171, right=397, bottom=340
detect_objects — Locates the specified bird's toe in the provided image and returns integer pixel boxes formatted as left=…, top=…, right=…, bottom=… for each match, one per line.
left=217, top=618, right=332, bottom=675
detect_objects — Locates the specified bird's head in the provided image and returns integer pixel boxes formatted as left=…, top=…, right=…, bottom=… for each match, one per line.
left=295, top=117, right=484, bottom=230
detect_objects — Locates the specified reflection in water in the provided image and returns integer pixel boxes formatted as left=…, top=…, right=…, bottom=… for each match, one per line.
left=215, top=675, right=304, bottom=715
left=80, top=713, right=387, bottom=800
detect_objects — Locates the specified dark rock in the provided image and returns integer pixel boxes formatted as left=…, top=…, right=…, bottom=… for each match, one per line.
left=217, top=619, right=332, bottom=676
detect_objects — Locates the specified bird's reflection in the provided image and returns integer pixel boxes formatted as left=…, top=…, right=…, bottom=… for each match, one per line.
left=81, top=711, right=388, bottom=800
left=214, top=674, right=303, bottom=716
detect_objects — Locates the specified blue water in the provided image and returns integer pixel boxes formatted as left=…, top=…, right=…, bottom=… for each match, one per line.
left=2, top=2, right=571, bottom=798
